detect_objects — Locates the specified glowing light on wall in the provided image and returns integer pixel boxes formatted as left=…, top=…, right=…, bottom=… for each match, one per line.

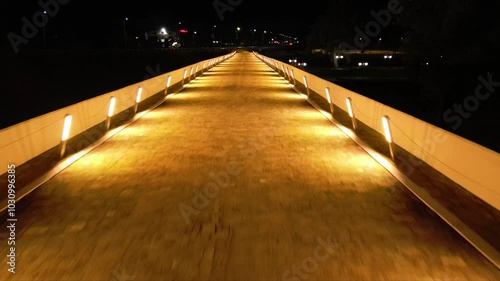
left=164, top=76, right=171, bottom=95
left=106, top=97, right=116, bottom=130
left=325, top=87, right=331, bottom=104
left=303, top=76, right=310, bottom=96
left=382, top=115, right=395, bottom=160
left=59, top=114, right=73, bottom=158
left=108, top=97, right=116, bottom=117
left=61, top=114, right=72, bottom=141
left=136, top=87, right=143, bottom=103
left=346, top=97, right=357, bottom=130
left=346, top=98, right=353, bottom=118
left=326, top=87, right=334, bottom=114
left=382, top=116, right=392, bottom=143
left=134, top=87, right=142, bottom=113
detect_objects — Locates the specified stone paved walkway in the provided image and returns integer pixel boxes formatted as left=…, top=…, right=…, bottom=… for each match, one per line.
left=1, top=51, right=498, bottom=280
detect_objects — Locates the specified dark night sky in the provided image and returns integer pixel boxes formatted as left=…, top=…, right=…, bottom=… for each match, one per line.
left=1, top=0, right=392, bottom=49
left=2, top=1, right=335, bottom=43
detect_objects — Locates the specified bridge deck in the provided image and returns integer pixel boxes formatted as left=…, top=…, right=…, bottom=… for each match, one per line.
left=1, top=51, right=498, bottom=280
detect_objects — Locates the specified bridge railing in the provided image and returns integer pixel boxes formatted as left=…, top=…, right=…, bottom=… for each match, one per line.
left=0, top=52, right=236, bottom=176
left=254, top=52, right=500, bottom=211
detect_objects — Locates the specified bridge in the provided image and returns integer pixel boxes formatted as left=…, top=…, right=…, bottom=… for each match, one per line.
left=0, top=50, right=499, bottom=280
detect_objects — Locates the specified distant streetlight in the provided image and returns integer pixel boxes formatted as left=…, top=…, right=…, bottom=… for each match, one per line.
left=177, top=21, right=182, bottom=44
left=236, top=27, right=241, bottom=40
left=123, top=17, right=128, bottom=50
left=42, top=11, right=47, bottom=49
left=160, top=28, right=167, bottom=47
